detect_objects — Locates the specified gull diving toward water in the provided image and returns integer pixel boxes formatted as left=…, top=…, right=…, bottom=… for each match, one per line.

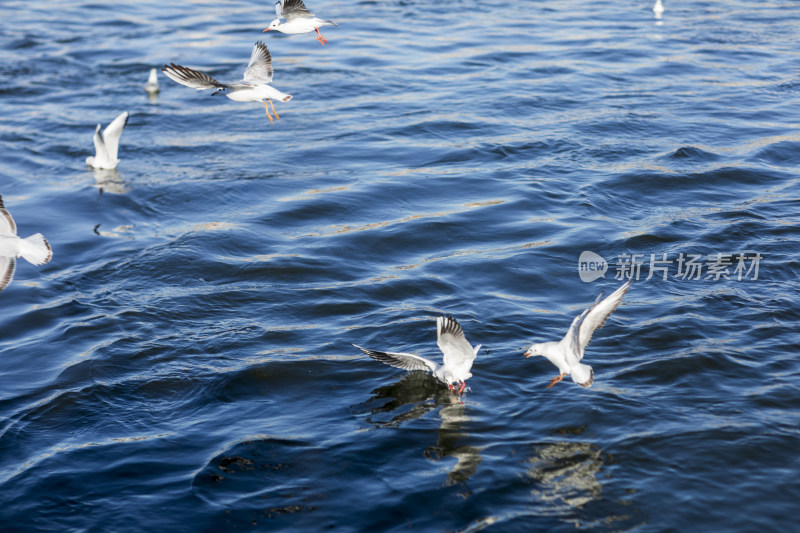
left=524, top=279, right=633, bottom=388
left=264, top=0, right=337, bottom=45
left=85, top=111, right=129, bottom=170
left=161, top=41, right=291, bottom=123
left=354, top=315, right=481, bottom=395
left=0, top=195, right=52, bottom=294
left=145, top=68, right=160, bottom=95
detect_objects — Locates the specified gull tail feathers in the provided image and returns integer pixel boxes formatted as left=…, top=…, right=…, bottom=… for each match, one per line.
left=19, top=233, right=52, bottom=265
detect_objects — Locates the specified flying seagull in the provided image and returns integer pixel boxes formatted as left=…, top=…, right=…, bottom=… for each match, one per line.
left=85, top=111, right=129, bottom=170
left=264, top=0, right=337, bottom=45
left=524, top=279, right=633, bottom=388
left=162, top=41, right=291, bottom=123
left=354, top=315, right=481, bottom=395
left=0, top=195, right=52, bottom=294
left=145, top=68, right=160, bottom=95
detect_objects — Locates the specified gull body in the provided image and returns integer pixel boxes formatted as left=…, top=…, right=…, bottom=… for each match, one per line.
left=0, top=195, right=52, bottom=294
left=264, top=0, right=337, bottom=45
left=145, top=68, right=160, bottom=95
left=162, top=41, right=291, bottom=123
left=524, top=279, right=633, bottom=388
left=354, top=315, right=481, bottom=395
left=85, top=111, right=129, bottom=170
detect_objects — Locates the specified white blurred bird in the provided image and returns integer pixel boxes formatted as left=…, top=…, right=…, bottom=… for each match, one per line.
left=85, top=111, right=129, bottom=170
left=0, top=195, right=52, bottom=294
left=524, top=279, right=633, bottom=388
left=162, top=41, right=291, bottom=123
left=354, top=315, right=481, bottom=395
left=145, top=68, right=160, bottom=95
left=653, top=0, right=664, bottom=19
left=264, top=0, right=337, bottom=45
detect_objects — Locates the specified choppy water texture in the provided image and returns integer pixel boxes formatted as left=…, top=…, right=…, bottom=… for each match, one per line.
left=1, top=0, right=799, bottom=531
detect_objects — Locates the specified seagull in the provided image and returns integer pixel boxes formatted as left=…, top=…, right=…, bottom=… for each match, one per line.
left=145, top=68, right=160, bottom=95
left=524, top=279, right=633, bottom=389
left=354, top=315, right=481, bottom=395
left=85, top=111, right=129, bottom=170
left=161, top=41, right=292, bottom=123
left=0, top=195, right=52, bottom=294
left=653, top=0, right=664, bottom=18
left=264, top=0, right=337, bottom=45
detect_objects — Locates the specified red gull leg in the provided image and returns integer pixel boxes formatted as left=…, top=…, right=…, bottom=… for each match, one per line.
left=457, top=381, right=466, bottom=395
left=315, top=28, right=328, bottom=45
left=546, top=373, right=566, bottom=389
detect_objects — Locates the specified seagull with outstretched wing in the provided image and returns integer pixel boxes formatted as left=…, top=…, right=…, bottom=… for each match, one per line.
left=162, top=41, right=292, bottom=123
left=354, top=315, right=481, bottom=395
left=86, top=111, right=128, bottom=170
left=524, top=279, right=633, bottom=388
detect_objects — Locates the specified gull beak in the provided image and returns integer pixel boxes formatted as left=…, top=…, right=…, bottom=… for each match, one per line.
left=263, top=28, right=270, bottom=32
left=524, top=350, right=532, bottom=358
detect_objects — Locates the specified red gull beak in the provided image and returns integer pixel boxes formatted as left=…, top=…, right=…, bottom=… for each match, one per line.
left=263, top=28, right=270, bottom=32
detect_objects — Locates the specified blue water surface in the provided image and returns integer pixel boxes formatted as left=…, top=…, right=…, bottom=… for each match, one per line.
left=1, top=0, right=799, bottom=531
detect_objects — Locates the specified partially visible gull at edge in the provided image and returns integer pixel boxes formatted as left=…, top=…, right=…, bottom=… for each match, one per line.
left=0, top=195, right=52, bottom=294
left=264, top=0, right=337, bottom=45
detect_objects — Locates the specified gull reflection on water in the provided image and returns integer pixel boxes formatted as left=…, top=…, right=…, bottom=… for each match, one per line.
left=362, top=372, right=482, bottom=485
left=91, top=168, right=129, bottom=195
left=527, top=433, right=604, bottom=510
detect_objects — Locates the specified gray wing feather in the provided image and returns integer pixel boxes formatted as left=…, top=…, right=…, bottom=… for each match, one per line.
left=243, top=41, right=274, bottom=84
left=353, top=344, right=438, bottom=373
left=436, top=315, right=476, bottom=369
left=161, top=63, right=227, bottom=91
left=0, top=256, right=15, bottom=294
left=0, top=195, right=17, bottom=234
left=578, top=278, right=633, bottom=352
left=282, top=0, right=314, bottom=19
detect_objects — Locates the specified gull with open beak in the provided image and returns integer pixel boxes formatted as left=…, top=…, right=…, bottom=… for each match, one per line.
left=524, top=279, right=633, bottom=388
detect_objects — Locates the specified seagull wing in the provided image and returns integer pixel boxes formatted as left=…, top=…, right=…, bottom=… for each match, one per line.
left=577, top=278, right=633, bottom=354
left=0, top=256, right=16, bottom=294
left=437, top=315, right=477, bottom=371
left=564, top=307, right=590, bottom=366
left=0, top=195, right=17, bottom=234
left=243, top=41, right=274, bottom=84
left=353, top=344, right=438, bottom=373
left=282, top=0, right=314, bottom=20
left=274, top=0, right=284, bottom=18
left=161, top=63, right=228, bottom=91
left=100, top=111, right=128, bottom=164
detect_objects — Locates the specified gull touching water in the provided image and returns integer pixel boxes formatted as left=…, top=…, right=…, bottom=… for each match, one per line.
left=85, top=111, right=129, bottom=170
left=354, top=315, right=481, bottom=395
left=0, top=195, right=52, bottom=294
left=524, top=279, right=633, bottom=388
left=145, top=68, right=160, bottom=95
left=162, top=41, right=292, bottom=123
left=264, top=0, right=337, bottom=45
